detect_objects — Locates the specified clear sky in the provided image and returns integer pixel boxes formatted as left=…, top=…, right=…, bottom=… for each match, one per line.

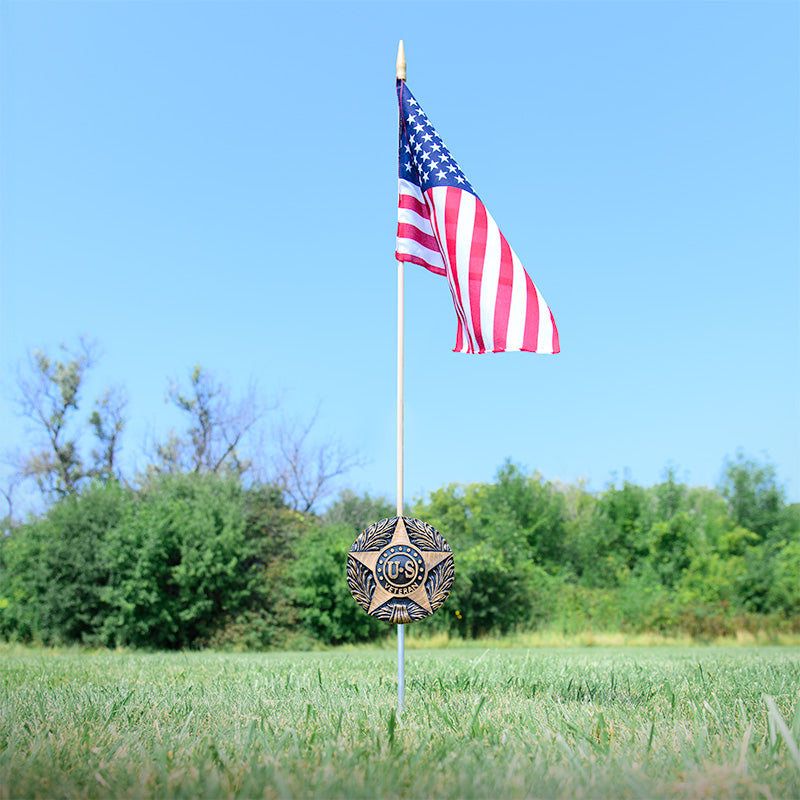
left=1, top=0, right=798, bottom=511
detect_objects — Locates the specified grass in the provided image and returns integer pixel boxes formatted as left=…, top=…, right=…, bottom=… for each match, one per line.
left=1, top=644, right=799, bottom=798
left=390, top=627, right=800, bottom=650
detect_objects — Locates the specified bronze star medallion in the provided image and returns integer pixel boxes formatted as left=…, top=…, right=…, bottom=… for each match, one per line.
left=347, top=516, right=455, bottom=624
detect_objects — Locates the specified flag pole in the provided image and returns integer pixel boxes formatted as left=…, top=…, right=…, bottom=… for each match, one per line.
left=396, top=38, right=406, bottom=716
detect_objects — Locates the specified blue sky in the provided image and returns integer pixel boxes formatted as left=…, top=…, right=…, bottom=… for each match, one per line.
left=1, top=0, right=798, bottom=511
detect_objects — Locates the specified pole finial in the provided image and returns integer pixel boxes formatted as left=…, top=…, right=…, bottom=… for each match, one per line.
left=396, top=40, right=406, bottom=81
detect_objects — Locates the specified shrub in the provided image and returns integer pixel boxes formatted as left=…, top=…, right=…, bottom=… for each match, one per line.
left=290, top=523, right=387, bottom=646
left=102, top=474, right=254, bottom=648
left=0, top=481, right=131, bottom=644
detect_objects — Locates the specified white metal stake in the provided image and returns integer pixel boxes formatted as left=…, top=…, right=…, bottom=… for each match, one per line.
left=396, top=39, right=407, bottom=717
left=396, top=254, right=405, bottom=714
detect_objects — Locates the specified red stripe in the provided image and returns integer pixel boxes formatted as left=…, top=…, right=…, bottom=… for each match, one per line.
left=394, top=250, right=447, bottom=276
left=443, top=188, right=474, bottom=353
left=396, top=223, right=440, bottom=254
left=492, top=233, right=514, bottom=352
left=467, top=200, right=488, bottom=354
left=454, top=318, right=464, bottom=352
left=521, top=271, right=540, bottom=352
left=429, top=187, right=471, bottom=353
left=550, top=310, right=560, bottom=353
left=398, top=193, right=429, bottom=219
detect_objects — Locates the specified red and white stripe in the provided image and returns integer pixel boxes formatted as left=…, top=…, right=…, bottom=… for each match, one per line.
left=396, top=177, right=560, bottom=354
left=396, top=178, right=446, bottom=276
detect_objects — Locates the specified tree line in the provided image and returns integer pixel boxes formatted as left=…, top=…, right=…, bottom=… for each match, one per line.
left=3, top=339, right=358, bottom=519
left=1, top=343, right=798, bottom=648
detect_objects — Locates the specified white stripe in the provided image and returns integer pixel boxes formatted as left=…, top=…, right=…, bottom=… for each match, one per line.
left=428, top=186, right=451, bottom=271
left=397, top=180, right=445, bottom=271
left=400, top=181, right=557, bottom=354
left=479, top=207, right=502, bottom=352
left=396, top=238, right=446, bottom=270
left=398, top=177, right=426, bottom=203
left=453, top=191, right=477, bottom=352
left=534, top=283, right=555, bottom=353
left=397, top=206, right=436, bottom=237
left=429, top=186, right=469, bottom=353
left=505, top=248, right=528, bottom=351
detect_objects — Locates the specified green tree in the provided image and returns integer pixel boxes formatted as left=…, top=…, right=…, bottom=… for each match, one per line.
left=102, top=473, right=256, bottom=649
left=12, top=340, right=126, bottom=504
left=647, top=512, right=698, bottom=587
left=576, top=479, right=653, bottom=587
left=0, top=480, right=131, bottom=644
left=152, top=366, right=263, bottom=479
left=322, top=490, right=395, bottom=536
left=765, top=539, right=800, bottom=615
left=719, top=452, right=786, bottom=540
left=424, top=543, right=557, bottom=638
left=412, top=483, right=475, bottom=551
left=291, top=523, right=387, bottom=645
left=480, top=461, right=569, bottom=569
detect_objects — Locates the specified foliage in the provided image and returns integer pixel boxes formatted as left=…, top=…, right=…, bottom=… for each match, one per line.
left=427, top=545, right=557, bottom=638
left=1, top=449, right=798, bottom=649
left=101, top=474, right=273, bottom=649
left=322, top=489, right=395, bottom=535
left=11, top=341, right=126, bottom=502
left=290, top=523, right=387, bottom=646
left=151, top=365, right=263, bottom=479
left=0, top=475, right=306, bottom=650
left=719, top=450, right=786, bottom=540
left=0, top=480, right=132, bottom=644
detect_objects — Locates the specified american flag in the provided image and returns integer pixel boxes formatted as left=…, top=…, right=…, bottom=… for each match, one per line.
left=396, top=80, right=560, bottom=354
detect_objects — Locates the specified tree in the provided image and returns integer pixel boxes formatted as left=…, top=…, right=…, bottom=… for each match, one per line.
left=12, top=340, right=127, bottom=505
left=102, top=473, right=257, bottom=649
left=151, top=367, right=360, bottom=513
left=482, top=461, right=569, bottom=569
left=718, top=452, right=786, bottom=540
left=290, top=523, right=387, bottom=645
left=151, top=365, right=265, bottom=478
left=0, top=481, right=132, bottom=644
left=577, top=478, right=653, bottom=587
left=273, top=410, right=363, bottom=513
left=322, top=490, right=395, bottom=535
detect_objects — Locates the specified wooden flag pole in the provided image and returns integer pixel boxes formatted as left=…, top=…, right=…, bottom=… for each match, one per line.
left=396, top=39, right=406, bottom=715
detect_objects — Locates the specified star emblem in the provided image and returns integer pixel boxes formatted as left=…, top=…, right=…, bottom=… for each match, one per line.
left=348, top=518, right=453, bottom=615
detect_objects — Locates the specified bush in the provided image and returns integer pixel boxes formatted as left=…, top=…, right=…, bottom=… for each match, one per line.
left=425, top=543, right=551, bottom=638
left=291, top=523, right=388, bottom=646
left=102, top=474, right=256, bottom=648
left=0, top=481, right=131, bottom=644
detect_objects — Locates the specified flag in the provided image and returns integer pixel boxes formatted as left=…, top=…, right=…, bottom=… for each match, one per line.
left=396, top=80, right=560, bottom=354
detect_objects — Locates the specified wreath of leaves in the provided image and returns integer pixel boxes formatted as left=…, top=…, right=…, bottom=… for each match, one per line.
left=350, top=517, right=397, bottom=552
left=346, top=557, right=375, bottom=614
left=405, top=517, right=450, bottom=553
left=372, top=599, right=428, bottom=624
left=425, top=556, right=455, bottom=612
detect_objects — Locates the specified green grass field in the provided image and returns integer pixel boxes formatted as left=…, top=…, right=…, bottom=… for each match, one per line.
left=1, top=644, right=799, bottom=799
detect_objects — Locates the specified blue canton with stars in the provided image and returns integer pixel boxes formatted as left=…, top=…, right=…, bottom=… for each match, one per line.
left=397, top=80, right=475, bottom=197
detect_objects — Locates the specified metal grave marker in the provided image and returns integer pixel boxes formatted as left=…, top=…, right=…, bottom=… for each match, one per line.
left=347, top=516, right=454, bottom=624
